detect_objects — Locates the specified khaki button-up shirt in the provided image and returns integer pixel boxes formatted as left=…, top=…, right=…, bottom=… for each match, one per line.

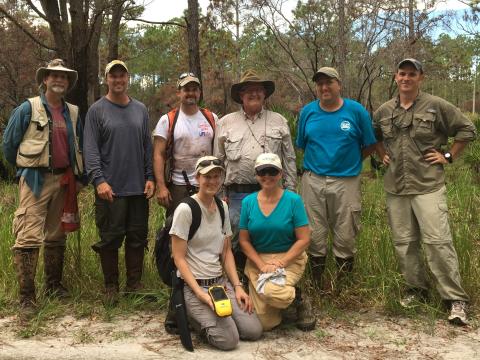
left=214, top=109, right=297, bottom=191
left=373, top=92, right=477, bottom=195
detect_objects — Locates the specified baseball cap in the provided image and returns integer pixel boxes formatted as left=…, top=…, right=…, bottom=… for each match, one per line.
left=254, top=153, right=282, bottom=171
left=312, top=67, right=340, bottom=82
left=177, top=72, right=201, bottom=89
left=105, top=60, right=128, bottom=77
left=195, top=156, right=224, bottom=175
left=397, top=58, right=423, bottom=73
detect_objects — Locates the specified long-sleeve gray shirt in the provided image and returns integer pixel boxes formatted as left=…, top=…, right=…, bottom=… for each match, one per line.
left=83, top=97, right=153, bottom=197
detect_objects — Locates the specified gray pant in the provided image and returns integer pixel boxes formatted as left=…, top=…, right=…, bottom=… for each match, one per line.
left=386, top=186, right=469, bottom=301
left=183, top=278, right=263, bottom=350
left=301, top=172, right=361, bottom=258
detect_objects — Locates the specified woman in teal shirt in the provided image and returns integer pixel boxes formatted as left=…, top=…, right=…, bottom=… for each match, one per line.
left=239, top=153, right=315, bottom=331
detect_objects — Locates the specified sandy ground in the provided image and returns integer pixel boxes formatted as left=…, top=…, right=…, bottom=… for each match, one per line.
left=1, top=311, right=480, bottom=360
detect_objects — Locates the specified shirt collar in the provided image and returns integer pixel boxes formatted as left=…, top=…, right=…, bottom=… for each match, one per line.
left=242, top=107, right=265, bottom=121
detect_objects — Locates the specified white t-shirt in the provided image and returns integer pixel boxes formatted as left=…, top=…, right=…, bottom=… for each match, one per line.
left=169, top=195, right=232, bottom=279
left=154, top=109, right=218, bottom=185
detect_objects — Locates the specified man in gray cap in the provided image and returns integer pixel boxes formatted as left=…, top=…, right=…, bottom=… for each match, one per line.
left=296, top=67, right=377, bottom=287
left=3, top=59, right=84, bottom=309
left=373, top=58, right=477, bottom=325
left=153, top=72, right=218, bottom=217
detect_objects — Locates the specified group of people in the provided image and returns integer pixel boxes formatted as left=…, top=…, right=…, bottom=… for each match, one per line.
left=2, top=56, right=476, bottom=350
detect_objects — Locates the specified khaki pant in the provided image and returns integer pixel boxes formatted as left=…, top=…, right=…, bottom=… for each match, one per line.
left=244, top=252, right=308, bottom=330
left=12, top=174, right=66, bottom=249
left=183, top=277, right=263, bottom=350
left=301, top=172, right=361, bottom=258
left=386, top=186, right=469, bottom=301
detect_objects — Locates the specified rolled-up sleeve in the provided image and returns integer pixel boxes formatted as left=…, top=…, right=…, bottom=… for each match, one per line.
left=2, top=101, right=31, bottom=166
left=440, top=100, right=477, bottom=141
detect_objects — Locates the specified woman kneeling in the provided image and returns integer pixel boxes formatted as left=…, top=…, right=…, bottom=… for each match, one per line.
left=171, top=156, right=262, bottom=350
left=239, top=153, right=316, bottom=331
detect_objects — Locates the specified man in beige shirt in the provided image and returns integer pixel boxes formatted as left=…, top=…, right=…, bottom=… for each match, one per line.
left=373, top=58, right=477, bottom=326
left=214, top=70, right=297, bottom=265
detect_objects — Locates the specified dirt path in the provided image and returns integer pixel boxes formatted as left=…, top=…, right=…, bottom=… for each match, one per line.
left=1, top=311, right=479, bottom=359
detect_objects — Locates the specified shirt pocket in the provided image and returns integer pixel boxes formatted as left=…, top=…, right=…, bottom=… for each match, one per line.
left=225, top=135, right=243, bottom=161
left=264, top=127, right=283, bottom=154
left=412, top=112, right=436, bottom=141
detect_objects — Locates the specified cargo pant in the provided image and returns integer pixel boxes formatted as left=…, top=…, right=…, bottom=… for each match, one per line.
left=386, top=186, right=469, bottom=301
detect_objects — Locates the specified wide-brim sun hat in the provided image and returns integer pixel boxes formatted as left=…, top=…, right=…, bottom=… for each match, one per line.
left=231, top=69, right=275, bottom=104
left=36, top=59, right=78, bottom=93
left=255, top=153, right=282, bottom=171
left=195, top=156, right=225, bottom=175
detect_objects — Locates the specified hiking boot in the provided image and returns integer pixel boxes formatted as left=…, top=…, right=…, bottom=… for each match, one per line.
left=44, top=246, right=69, bottom=298
left=448, top=301, right=468, bottom=326
left=125, top=245, right=145, bottom=294
left=99, top=249, right=119, bottom=305
left=13, top=248, right=39, bottom=309
left=295, top=287, right=316, bottom=331
left=281, top=303, right=298, bottom=325
left=310, top=256, right=326, bottom=288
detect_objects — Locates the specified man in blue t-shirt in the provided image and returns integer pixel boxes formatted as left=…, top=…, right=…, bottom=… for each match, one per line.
left=296, top=67, right=377, bottom=286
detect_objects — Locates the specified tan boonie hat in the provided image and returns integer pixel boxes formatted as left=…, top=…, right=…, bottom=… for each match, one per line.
left=177, top=72, right=201, bottom=89
left=312, top=67, right=340, bottom=82
left=231, top=70, right=275, bottom=104
left=397, top=58, right=423, bottom=73
left=105, top=60, right=129, bottom=77
left=36, top=59, right=78, bottom=93
left=195, top=156, right=224, bottom=175
left=255, top=153, right=282, bottom=171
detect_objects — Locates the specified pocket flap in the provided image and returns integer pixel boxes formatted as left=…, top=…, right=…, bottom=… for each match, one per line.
left=18, top=139, right=48, bottom=157
left=14, top=207, right=27, bottom=216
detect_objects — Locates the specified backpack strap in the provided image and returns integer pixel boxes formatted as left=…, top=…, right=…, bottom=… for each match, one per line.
left=181, top=195, right=225, bottom=241
left=213, top=196, right=225, bottom=228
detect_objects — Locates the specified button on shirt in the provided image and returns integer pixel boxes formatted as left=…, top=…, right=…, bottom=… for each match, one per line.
left=373, top=92, right=477, bottom=195
left=214, top=109, right=297, bottom=190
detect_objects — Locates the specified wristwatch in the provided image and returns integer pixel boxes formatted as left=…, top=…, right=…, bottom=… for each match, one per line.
left=444, top=152, right=453, bottom=163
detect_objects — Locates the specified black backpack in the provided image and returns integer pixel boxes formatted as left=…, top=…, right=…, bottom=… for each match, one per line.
left=154, top=196, right=226, bottom=286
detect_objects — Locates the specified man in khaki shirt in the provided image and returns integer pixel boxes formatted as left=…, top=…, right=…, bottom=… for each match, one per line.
left=373, top=58, right=477, bottom=326
left=214, top=70, right=297, bottom=258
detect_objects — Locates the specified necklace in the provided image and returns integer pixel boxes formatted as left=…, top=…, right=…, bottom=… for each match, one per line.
left=244, top=110, right=267, bottom=151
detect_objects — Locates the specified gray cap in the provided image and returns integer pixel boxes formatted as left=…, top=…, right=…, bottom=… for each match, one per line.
left=312, top=67, right=340, bottom=82
left=397, top=58, right=423, bottom=73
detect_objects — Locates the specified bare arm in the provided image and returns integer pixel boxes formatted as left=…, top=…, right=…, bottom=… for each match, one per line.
left=239, top=229, right=269, bottom=272
left=424, top=140, right=470, bottom=165
left=271, top=226, right=310, bottom=269
left=362, top=143, right=378, bottom=160
left=153, top=136, right=172, bottom=206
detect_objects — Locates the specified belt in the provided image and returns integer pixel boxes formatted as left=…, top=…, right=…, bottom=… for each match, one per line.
left=196, top=276, right=223, bottom=287
left=227, top=183, right=260, bottom=193
left=42, top=168, right=66, bottom=175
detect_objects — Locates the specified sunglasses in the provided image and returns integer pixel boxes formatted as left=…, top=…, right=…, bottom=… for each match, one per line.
left=256, top=167, right=280, bottom=177
left=196, top=158, right=222, bottom=169
left=179, top=72, right=197, bottom=80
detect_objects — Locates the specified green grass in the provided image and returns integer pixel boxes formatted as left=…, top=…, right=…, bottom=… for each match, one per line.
left=0, top=143, right=479, bottom=334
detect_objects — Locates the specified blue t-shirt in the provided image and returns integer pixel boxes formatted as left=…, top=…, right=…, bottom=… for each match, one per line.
left=239, top=190, right=309, bottom=253
left=296, top=98, right=377, bottom=177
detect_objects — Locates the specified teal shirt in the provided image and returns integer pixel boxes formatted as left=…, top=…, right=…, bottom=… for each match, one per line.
left=2, top=94, right=83, bottom=197
left=239, top=190, right=309, bottom=253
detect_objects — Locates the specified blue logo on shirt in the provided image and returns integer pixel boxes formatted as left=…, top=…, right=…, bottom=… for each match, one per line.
left=340, top=121, right=351, bottom=131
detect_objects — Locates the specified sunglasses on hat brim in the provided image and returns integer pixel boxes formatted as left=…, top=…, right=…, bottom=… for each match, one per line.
left=196, top=158, right=222, bottom=170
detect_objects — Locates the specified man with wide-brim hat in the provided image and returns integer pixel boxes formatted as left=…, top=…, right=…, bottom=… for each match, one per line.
left=214, top=69, right=305, bottom=322
left=3, top=58, right=85, bottom=311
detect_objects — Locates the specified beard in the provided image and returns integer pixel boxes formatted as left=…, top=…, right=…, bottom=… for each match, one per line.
left=50, top=85, right=66, bottom=94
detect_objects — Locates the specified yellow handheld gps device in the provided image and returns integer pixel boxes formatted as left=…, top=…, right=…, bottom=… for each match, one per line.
left=208, top=286, right=232, bottom=317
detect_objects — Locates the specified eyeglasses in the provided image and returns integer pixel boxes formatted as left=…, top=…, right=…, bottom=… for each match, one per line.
left=256, top=167, right=280, bottom=177
left=196, top=158, right=222, bottom=169
left=179, top=72, right=197, bottom=80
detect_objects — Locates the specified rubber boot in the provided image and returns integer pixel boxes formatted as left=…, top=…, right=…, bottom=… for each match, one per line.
left=125, top=245, right=145, bottom=293
left=13, top=248, right=39, bottom=310
left=310, top=256, right=326, bottom=288
left=44, top=246, right=69, bottom=298
left=294, top=287, right=316, bottom=331
left=99, top=249, right=119, bottom=305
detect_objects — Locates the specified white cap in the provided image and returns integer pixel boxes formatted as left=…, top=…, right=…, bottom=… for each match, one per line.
left=254, top=153, right=282, bottom=171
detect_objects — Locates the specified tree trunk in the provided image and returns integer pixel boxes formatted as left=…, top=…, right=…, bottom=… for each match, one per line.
left=186, top=0, right=202, bottom=100
left=108, top=0, right=125, bottom=61
left=337, top=0, right=347, bottom=97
